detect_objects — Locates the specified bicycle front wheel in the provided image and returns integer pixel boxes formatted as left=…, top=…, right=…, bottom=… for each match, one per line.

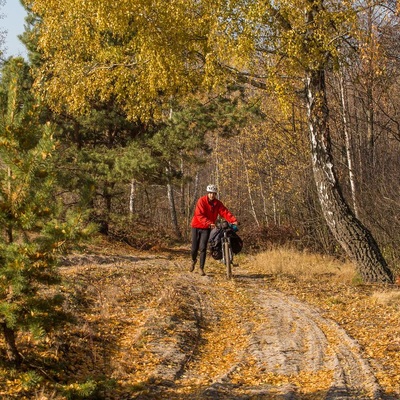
left=224, top=241, right=232, bottom=279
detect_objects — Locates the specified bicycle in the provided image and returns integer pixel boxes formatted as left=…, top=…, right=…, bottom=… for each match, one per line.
left=220, top=221, right=238, bottom=279
left=209, top=221, right=241, bottom=279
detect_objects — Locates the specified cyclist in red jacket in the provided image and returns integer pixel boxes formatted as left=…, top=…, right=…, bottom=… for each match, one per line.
left=190, top=184, right=238, bottom=275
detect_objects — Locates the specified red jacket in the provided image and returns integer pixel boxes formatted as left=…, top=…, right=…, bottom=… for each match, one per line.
left=191, top=195, right=237, bottom=229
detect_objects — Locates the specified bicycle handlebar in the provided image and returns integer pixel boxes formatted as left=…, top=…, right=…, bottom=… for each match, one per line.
left=216, top=221, right=239, bottom=232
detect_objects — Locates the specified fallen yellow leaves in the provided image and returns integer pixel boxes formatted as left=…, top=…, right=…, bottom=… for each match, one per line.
left=1, top=244, right=399, bottom=399
left=245, top=253, right=400, bottom=397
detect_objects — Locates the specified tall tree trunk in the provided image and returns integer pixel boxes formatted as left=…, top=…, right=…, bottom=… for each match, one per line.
left=365, top=3, right=375, bottom=175
left=1, top=322, right=22, bottom=366
left=189, top=172, right=199, bottom=219
left=180, top=158, right=185, bottom=215
left=257, top=169, right=269, bottom=225
left=101, top=184, right=113, bottom=235
left=366, top=85, right=375, bottom=171
left=338, top=65, right=359, bottom=218
left=305, top=68, right=393, bottom=283
left=239, top=141, right=260, bottom=227
left=265, top=149, right=278, bottom=225
left=166, top=102, right=182, bottom=239
left=167, top=175, right=182, bottom=240
left=214, top=134, right=220, bottom=196
left=129, top=179, right=136, bottom=218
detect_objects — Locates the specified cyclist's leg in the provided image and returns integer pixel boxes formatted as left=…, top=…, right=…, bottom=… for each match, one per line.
left=198, top=229, right=211, bottom=275
left=190, top=228, right=200, bottom=271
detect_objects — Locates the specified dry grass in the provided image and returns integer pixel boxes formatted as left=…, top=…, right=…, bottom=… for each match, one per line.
left=371, top=290, right=400, bottom=306
left=249, top=246, right=356, bottom=283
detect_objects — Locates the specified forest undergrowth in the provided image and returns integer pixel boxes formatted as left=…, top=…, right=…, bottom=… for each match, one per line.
left=0, top=238, right=399, bottom=399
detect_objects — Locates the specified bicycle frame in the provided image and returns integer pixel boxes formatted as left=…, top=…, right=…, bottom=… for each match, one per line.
left=221, top=229, right=234, bottom=279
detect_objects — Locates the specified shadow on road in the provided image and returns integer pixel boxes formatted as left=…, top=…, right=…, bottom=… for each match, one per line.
left=233, top=273, right=274, bottom=281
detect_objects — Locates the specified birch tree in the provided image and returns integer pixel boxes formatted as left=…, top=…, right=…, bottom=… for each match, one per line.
left=31, top=0, right=394, bottom=282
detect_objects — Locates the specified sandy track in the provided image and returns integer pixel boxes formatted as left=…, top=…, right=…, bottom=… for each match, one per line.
left=242, top=290, right=382, bottom=399
left=61, top=253, right=390, bottom=399
left=134, top=266, right=386, bottom=399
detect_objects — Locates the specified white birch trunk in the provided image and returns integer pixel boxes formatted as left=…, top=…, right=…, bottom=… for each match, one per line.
left=129, top=179, right=136, bottom=217
left=239, top=142, right=260, bottom=226
left=338, top=66, right=359, bottom=218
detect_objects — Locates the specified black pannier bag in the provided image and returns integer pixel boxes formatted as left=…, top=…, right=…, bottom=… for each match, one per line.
left=230, top=231, right=243, bottom=254
left=208, top=225, right=243, bottom=260
left=208, top=227, right=223, bottom=260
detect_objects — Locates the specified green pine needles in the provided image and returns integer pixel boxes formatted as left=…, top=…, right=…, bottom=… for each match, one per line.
left=0, top=57, right=93, bottom=366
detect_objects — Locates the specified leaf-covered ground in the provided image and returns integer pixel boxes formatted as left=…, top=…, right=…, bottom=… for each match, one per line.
left=0, top=241, right=399, bottom=399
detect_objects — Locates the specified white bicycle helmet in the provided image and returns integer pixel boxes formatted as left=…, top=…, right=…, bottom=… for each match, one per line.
left=206, top=184, right=218, bottom=193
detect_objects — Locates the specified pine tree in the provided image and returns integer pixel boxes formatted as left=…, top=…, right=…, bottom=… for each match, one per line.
left=0, top=57, right=92, bottom=366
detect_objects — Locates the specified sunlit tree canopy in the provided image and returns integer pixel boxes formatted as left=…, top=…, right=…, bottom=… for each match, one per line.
left=31, top=0, right=357, bottom=119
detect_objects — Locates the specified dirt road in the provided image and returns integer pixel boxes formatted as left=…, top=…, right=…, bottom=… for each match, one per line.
left=61, top=251, right=397, bottom=399
left=135, top=270, right=384, bottom=399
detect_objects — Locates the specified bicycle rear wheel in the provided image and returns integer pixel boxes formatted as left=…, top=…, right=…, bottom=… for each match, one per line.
left=224, top=241, right=232, bottom=279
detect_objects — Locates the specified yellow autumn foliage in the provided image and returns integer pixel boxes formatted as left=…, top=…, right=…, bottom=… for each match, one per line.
left=31, top=0, right=359, bottom=120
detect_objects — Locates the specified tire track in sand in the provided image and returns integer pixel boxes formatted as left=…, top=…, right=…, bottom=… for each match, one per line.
left=131, top=265, right=386, bottom=399
left=189, top=272, right=384, bottom=399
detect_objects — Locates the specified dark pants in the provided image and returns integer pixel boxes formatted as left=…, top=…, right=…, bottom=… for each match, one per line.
left=191, top=228, right=211, bottom=270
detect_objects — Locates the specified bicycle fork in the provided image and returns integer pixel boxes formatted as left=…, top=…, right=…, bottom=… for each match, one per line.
left=222, top=233, right=233, bottom=279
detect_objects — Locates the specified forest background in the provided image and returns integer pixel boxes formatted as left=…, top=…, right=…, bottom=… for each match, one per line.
left=0, top=0, right=399, bottom=397
left=5, top=0, right=396, bottom=272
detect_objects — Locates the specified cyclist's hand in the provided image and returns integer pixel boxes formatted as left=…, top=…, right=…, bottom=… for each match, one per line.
left=231, top=223, right=239, bottom=232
